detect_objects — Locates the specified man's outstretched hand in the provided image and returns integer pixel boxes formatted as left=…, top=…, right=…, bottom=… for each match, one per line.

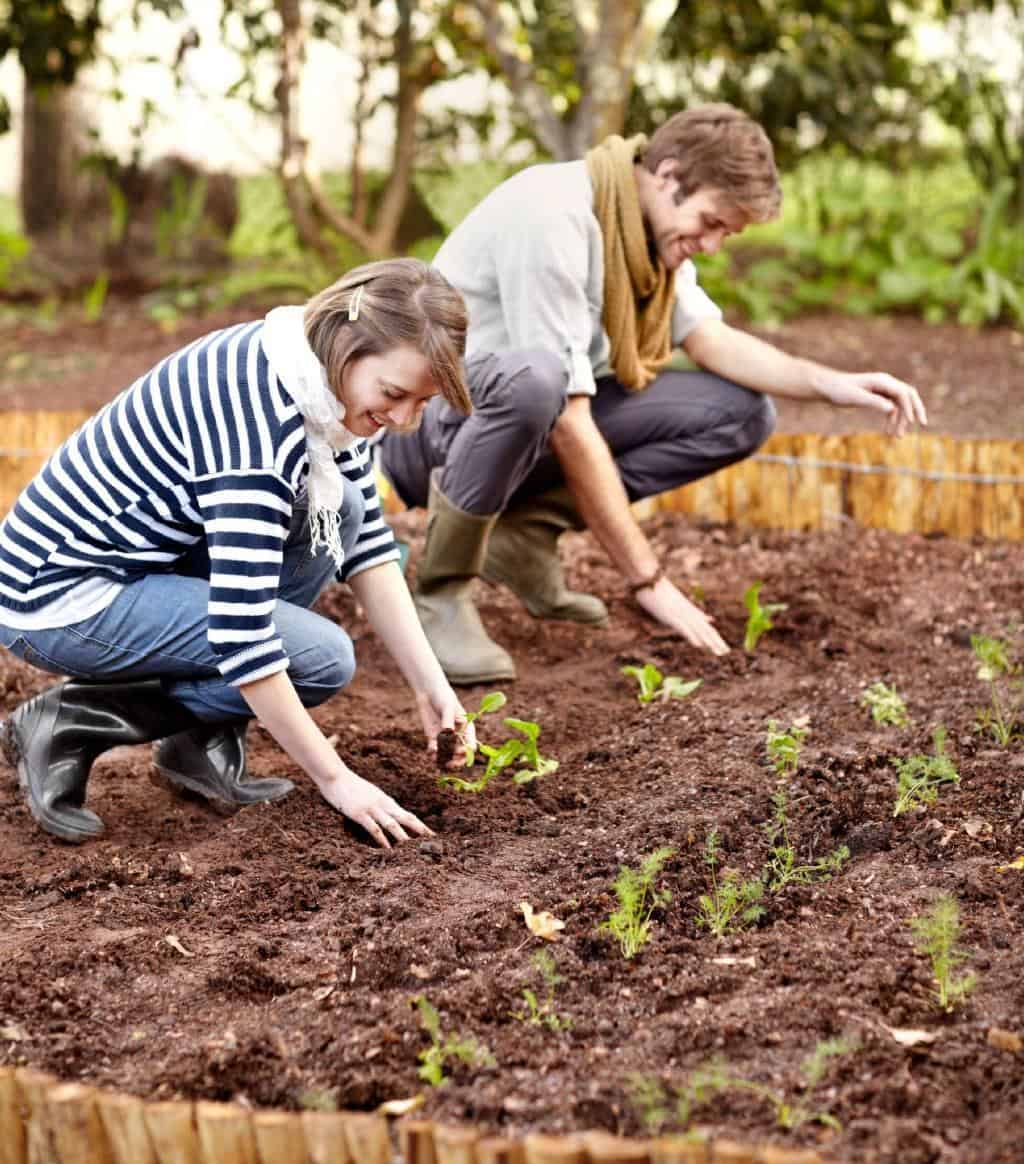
left=634, top=576, right=730, bottom=655
left=818, top=370, right=928, bottom=436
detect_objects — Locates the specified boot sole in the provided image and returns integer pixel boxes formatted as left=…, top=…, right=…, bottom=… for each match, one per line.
left=1, top=716, right=104, bottom=843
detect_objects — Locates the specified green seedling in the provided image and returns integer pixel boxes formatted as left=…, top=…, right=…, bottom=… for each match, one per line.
left=511, top=949, right=572, bottom=1032
left=621, top=662, right=703, bottom=706
left=599, top=846, right=675, bottom=959
left=297, top=1087, right=338, bottom=1113
left=765, top=719, right=809, bottom=779
left=628, top=1038, right=857, bottom=1135
left=909, top=894, right=976, bottom=1011
left=695, top=830, right=764, bottom=938
left=413, top=995, right=495, bottom=1086
left=892, top=727, right=959, bottom=816
left=743, top=582, right=787, bottom=652
left=763, top=784, right=850, bottom=893
left=441, top=693, right=557, bottom=791
left=972, top=634, right=1021, bottom=746
left=861, top=681, right=910, bottom=727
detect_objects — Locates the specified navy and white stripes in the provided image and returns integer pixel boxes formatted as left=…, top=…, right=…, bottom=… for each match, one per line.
left=0, top=322, right=398, bottom=686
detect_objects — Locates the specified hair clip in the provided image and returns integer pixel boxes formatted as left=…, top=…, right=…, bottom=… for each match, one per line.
left=348, top=285, right=364, bottom=322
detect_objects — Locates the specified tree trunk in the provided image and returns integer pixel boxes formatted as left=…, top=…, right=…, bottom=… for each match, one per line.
left=19, top=78, right=81, bottom=238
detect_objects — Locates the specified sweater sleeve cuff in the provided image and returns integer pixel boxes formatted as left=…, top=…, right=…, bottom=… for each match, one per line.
left=216, top=639, right=290, bottom=687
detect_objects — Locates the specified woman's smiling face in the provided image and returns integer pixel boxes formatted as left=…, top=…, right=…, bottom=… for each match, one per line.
left=338, top=344, right=439, bottom=437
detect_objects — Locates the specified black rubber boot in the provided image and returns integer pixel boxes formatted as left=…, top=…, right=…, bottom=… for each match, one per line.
left=152, top=723, right=294, bottom=807
left=1, top=679, right=198, bottom=843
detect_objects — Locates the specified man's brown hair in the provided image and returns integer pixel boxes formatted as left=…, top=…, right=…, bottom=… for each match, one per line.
left=642, top=103, right=781, bottom=224
left=304, top=258, right=471, bottom=416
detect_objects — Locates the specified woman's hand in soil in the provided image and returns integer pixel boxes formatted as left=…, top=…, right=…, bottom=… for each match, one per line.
left=635, top=576, right=730, bottom=656
left=318, top=768, right=432, bottom=849
left=417, top=689, right=475, bottom=767
left=817, top=370, right=928, bottom=436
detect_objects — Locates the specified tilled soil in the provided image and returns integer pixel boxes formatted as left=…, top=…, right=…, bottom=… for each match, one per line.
left=1, top=514, right=1022, bottom=1164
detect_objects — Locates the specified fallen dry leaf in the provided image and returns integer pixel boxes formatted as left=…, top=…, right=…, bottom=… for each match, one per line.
left=711, top=955, right=757, bottom=968
left=888, top=1027, right=939, bottom=1047
left=312, top=985, right=335, bottom=1002
left=0, top=1024, right=27, bottom=1042
left=987, top=1027, right=1023, bottom=1053
left=520, top=901, right=565, bottom=941
left=996, top=855, right=1024, bottom=873
left=377, top=1095, right=425, bottom=1117
left=164, top=935, right=194, bottom=958
left=407, top=963, right=432, bottom=981
left=962, top=817, right=990, bottom=838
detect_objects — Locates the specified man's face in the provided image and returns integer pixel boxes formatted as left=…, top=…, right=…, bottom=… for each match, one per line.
left=642, top=162, right=749, bottom=271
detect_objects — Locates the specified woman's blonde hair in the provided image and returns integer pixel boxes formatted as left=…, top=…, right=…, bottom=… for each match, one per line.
left=304, top=257, right=471, bottom=415
left=643, top=104, right=782, bottom=225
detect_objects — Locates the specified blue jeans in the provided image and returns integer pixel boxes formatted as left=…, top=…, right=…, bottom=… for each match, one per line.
left=0, top=477, right=365, bottom=723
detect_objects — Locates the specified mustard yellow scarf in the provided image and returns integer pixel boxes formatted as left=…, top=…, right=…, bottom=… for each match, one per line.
left=585, top=134, right=675, bottom=391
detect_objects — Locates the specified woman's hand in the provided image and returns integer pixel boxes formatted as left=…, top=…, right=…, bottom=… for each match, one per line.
left=416, top=687, right=476, bottom=768
left=317, top=767, right=432, bottom=849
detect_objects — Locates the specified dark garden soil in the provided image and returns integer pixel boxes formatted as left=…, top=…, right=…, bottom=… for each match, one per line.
left=0, top=305, right=1023, bottom=1163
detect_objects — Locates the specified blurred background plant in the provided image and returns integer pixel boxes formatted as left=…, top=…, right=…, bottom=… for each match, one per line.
left=0, top=0, right=1020, bottom=327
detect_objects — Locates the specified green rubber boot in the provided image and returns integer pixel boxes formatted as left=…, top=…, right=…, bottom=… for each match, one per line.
left=483, top=488, right=608, bottom=625
left=413, top=473, right=517, bottom=686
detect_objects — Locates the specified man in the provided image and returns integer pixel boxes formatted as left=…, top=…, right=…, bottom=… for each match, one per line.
left=379, top=104, right=927, bottom=684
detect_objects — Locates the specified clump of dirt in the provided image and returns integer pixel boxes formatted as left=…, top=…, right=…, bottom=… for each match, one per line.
left=1, top=515, right=1023, bottom=1164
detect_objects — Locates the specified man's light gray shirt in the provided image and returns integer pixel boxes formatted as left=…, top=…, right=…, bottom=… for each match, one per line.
left=433, top=160, right=723, bottom=397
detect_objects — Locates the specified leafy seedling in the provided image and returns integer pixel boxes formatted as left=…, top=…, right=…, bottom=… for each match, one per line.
left=599, top=846, right=675, bottom=959
left=511, top=949, right=572, bottom=1032
left=909, top=894, right=976, bottom=1011
left=621, top=662, right=703, bottom=706
left=972, top=633, right=1021, bottom=746
left=743, top=582, right=787, bottom=652
left=412, top=996, right=495, bottom=1086
left=695, top=830, right=765, bottom=938
left=440, top=694, right=557, bottom=791
left=861, top=681, right=910, bottom=727
left=765, top=719, right=809, bottom=779
left=892, top=727, right=959, bottom=816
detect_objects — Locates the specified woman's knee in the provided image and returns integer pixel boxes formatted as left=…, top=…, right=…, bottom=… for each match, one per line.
left=289, top=623, right=356, bottom=707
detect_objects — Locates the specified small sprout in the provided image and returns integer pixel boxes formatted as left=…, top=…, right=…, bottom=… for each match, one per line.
left=743, top=582, right=787, bottom=652
left=971, top=634, right=1021, bottom=746
left=892, top=727, right=959, bottom=816
left=695, top=831, right=764, bottom=938
left=412, top=996, right=495, bottom=1086
left=621, top=662, right=702, bottom=706
left=297, top=1088, right=338, bottom=1113
left=765, top=719, right=809, bottom=779
left=763, top=784, right=849, bottom=893
left=861, top=681, right=910, bottom=727
left=909, top=895, right=976, bottom=1011
left=511, top=949, right=572, bottom=1032
left=599, top=846, right=675, bottom=959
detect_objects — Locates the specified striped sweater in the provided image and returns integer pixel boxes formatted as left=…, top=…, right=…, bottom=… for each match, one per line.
left=0, top=321, right=399, bottom=686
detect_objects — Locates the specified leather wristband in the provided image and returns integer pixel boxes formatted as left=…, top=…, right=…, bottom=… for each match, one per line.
left=629, top=566, right=664, bottom=595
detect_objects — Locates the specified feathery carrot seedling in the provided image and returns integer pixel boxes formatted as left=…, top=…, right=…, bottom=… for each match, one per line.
left=861, top=681, right=910, bottom=727
left=763, top=784, right=849, bottom=893
left=413, top=996, right=495, bottom=1086
left=695, top=831, right=764, bottom=938
left=743, top=582, right=787, bottom=652
left=892, top=727, right=959, bottom=816
left=621, top=662, right=703, bottom=706
left=511, top=949, right=572, bottom=1032
left=909, top=894, right=976, bottom=1011
left=599, top=846, right=675, bottom=959
left=972, top=634, right=1021, bottom=745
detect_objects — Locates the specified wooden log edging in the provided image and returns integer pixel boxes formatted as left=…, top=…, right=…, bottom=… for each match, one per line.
left=0, top=1066, right=839, bottom=1164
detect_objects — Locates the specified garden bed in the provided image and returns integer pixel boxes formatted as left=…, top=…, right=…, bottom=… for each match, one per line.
left=0, top=513, right=1022, bottom=1164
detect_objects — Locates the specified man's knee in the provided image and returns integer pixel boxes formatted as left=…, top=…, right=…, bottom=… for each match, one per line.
left=744, top=391, right=776, bottom=452
left=290, top=623, right=356, bottom=708
left=500, top=349, right=568, bottom=435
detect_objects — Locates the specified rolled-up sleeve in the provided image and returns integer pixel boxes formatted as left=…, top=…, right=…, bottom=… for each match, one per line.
left=671, top=260, right=724, bottom=345
left=495, top=214, right=598, bottom=397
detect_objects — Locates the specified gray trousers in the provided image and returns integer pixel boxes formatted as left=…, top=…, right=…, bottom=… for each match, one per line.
left=379, top=348, right=776, bottom=516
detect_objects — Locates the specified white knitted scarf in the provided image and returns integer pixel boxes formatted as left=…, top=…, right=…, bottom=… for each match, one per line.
left=261, top=305, right=358, bottom=570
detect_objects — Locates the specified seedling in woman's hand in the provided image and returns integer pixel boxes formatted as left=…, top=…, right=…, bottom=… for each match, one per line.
left=743, top=581, right=786, bottom=652
left=621, top=662, right=702, bottom=705
left=440, top=693, right=557, bottom=792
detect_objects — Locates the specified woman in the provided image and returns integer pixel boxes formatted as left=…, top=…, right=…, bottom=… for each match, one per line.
left=0, top=258, right=475, bottom=847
